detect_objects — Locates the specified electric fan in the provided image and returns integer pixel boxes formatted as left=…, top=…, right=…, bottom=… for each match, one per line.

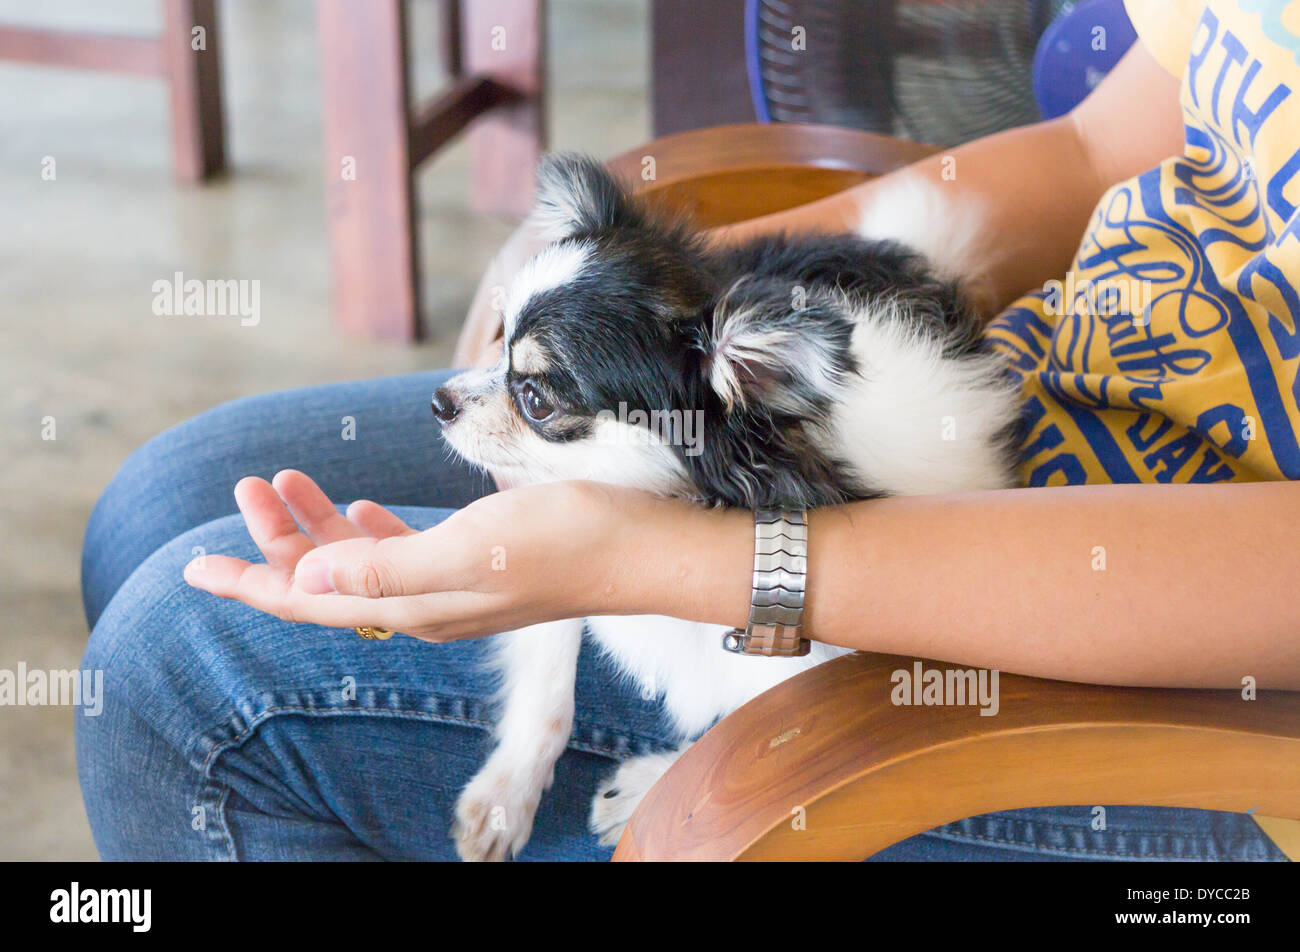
left=746, top=0, right=1076, bottom=146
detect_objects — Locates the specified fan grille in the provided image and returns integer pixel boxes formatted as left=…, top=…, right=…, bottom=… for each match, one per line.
left=755, top=0, right=1071, bottom=146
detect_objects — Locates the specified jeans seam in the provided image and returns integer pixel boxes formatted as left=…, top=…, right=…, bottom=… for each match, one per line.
left=199, top=701, right=660, bottom=769
left=929, top=824, right=1284, bottom=861
left=199, top=703, right=493, bottom=781
left=567, top=733, right=660, bottom=758
left=191, top=776, right=236, bottom=861
left=929, top=827, right=1172, bottom=860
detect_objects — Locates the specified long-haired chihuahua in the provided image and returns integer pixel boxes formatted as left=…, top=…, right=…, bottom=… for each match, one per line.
left=433, top=154, right=1019, bottom=860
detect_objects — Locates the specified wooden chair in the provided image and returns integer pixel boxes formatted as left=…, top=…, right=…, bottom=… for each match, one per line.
left=590, top=123, right=1300, bottom=860
left=0, top=0, right=224, bottom=182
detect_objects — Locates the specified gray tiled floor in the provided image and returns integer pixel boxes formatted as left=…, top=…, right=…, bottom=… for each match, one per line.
left=0, top=0, right=648, bottom=860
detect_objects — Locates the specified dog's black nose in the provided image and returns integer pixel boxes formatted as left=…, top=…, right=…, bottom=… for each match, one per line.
left=431, top=387, right=460, bottom=424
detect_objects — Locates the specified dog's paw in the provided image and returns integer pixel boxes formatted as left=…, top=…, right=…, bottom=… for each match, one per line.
left=588, top=749, right=683, bottom=847
left=452, top=760, right=545, bottom=862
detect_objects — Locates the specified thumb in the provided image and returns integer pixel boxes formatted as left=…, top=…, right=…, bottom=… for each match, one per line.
left=294, top=535, right=428, bottom=598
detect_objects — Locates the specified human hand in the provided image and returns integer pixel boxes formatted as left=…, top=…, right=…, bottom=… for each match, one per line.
left=183, top=470, right=626, bottom=641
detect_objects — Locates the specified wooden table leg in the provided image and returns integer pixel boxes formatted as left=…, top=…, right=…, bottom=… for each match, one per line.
left=162, top=0, right=225, bottom=183
left=442, top=0, right=463, bottom=78
left=317, top=0, right=421, bottom=340
left=461, top=0, right=546, bottom=219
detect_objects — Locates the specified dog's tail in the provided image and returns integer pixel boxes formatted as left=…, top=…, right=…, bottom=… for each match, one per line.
left=855, top=174, right=996, bottom=313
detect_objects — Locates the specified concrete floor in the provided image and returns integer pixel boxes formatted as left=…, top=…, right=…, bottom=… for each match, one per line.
left=0, top=0, right=648, bottom=860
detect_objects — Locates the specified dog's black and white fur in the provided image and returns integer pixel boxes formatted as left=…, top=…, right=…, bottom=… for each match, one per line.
left=434, top=154, right=1020, bottom=860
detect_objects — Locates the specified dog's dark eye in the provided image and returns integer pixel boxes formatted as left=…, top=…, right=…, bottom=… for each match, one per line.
left=519, top=382, right=555, bottom=423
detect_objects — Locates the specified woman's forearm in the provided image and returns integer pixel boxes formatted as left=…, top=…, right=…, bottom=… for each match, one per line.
left=717, top=43, right=1184, bottom=317
left=720, top=117, right=1103, bottom=313
left=602, top=481, right=1300, bottom=690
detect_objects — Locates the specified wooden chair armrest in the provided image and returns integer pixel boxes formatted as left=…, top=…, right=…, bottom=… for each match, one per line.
left=612, top=652, right=1300, bottom=861
left=607, top=122, right=938, bottom=228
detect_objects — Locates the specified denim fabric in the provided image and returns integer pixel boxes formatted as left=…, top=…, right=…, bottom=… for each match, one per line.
left=77, top=370, right=1286, bottom=861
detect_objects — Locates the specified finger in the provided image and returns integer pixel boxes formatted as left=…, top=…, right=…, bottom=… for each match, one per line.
left=346, top=499, right=417, bottom=539
left=292, top=530, right=477, bottom=598
left=272, top=469, right=365, bottom=545
left=185, top=554, right=460, bottom=634
left=234, top=477, right=314, bottom=569
left=185, top=553, right=283, bottom=599
left=186, top=554, right=520, bottom=641
left=185, top=553, right=400, bottom=628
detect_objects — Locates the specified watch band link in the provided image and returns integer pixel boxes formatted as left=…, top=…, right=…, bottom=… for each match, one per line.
left=722, top=509, right=811, bottom=657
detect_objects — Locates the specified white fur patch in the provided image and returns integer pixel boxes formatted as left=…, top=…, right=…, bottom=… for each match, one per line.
left=502, top=241, right=591, bottom=337
left=454, top=619, right=583, bottom=862
left=589, top=747, right=687, bottom=846
left=469, top=416, right=690, bottom=495
left=857, top=174, right=995, bottom=312
left=820, top=297, right=1019, bottom=495
left=585, top=615, right=853, bottom=738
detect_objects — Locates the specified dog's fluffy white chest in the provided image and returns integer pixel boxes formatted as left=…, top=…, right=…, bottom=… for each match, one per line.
left=584, top=614, right=851, bottom=738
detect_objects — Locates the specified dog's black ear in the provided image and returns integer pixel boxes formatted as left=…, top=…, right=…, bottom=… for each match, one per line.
left=699, top=280, right=854, bottom=416
left=535, top=153, right=639, bottom=235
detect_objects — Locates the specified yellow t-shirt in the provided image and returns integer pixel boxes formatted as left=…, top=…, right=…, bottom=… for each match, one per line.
left=985, top=0, right=1300, bottom=484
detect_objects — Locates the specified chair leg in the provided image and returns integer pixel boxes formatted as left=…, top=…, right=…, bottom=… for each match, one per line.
left=317, top=0, right=421, bottom=340
left=161, top=0, right=225, bottom=183
left=442, top=0, right=464, bottom=78
left=461, top=0, right=547, bottom=218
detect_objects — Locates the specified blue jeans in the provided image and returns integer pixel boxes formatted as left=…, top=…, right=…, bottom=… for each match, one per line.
left=76, top=371, right=1287, bottom=861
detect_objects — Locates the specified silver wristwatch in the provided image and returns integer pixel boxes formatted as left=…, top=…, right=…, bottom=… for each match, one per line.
left=721, top=509, right=811, bottom=657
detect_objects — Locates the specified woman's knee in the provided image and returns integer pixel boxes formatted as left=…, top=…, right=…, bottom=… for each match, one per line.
left=80, top=391, right=295, bottom=627
left=75, top=508, right=494, bottom=859
left=77, top=514, right=263, bottom=858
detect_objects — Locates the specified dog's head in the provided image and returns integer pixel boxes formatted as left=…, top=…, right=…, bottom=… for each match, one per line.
left=433, top=154, right=858, bottom=505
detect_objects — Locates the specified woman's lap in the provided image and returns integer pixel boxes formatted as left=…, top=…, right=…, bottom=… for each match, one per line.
left=77, top=371, right=1287, bottom=861
left=77, top=507, right=676, bottom=860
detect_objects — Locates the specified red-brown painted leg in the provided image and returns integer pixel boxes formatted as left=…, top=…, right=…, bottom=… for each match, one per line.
left=162, top=0, right=225, bottom=183
left=317, top=0, right=421, bottom=340
left=462, top=0, right=547, bottom=219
